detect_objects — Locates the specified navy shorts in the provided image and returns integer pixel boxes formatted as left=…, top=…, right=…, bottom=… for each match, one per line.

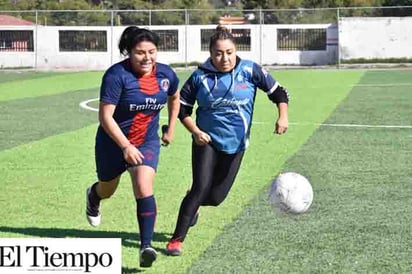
left=95, top=133, right=160, bottom=182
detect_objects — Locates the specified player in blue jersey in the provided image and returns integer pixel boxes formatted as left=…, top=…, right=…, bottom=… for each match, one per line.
left=166, top=25, right=289, bottom=256
left=85, top=26, right=180, bottom=267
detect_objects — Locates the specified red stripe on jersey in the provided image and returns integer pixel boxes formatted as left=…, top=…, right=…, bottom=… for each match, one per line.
left=139, top=212, right=156, bottom=217
left=139, top=71, right=159, bottom=95
left=127, top=112, right=154, bottom=147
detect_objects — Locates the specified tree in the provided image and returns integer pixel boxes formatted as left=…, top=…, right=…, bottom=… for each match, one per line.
left=241, top=0, right=268, bottom=9
left=383, top=0, right=412, bottom=4
left=150, top=0, right=215, bottom=25
left=382, top=0, right=412, bottom=16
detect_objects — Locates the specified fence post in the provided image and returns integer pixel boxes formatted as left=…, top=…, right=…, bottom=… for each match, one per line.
left=337, top=7, right=341, bottom=69
left=35, top=10, right=38, bottom=69
left=185, top=9, right=188, bottom=69
left=111, top=10, right=114, bottom=65
left=259, top=9, right=263, bottom=66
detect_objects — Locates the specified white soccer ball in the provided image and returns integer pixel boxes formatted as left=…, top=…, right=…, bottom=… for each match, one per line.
left=269, top=172, right=313, bottom=214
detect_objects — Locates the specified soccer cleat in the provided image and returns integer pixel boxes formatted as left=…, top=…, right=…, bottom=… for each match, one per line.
left=190, top=210, right=199, bottom=227
left=86, top=187, right=101, bottom=227
left=166, top=239, right=183, bottom=256
left=139, top=245, right=157, bottom=267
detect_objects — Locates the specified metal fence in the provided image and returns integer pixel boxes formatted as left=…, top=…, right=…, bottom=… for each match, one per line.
left=1, top=6, right=412, bottom=26
left=1, top=7, right=411, bottom=69
left=0, top=30, right=33, bottom=51
left=277, top=28, right=326, bottom=51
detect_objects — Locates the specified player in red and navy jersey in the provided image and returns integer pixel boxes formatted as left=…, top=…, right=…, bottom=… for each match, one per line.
left=85, top=26, right=180, bottom=268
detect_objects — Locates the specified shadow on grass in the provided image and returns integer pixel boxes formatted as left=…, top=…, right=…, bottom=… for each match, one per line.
left=0, top=226, right=172, bottom=274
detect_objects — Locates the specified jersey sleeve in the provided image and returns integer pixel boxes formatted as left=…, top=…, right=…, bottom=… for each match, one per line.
left=100, top=71, right=123, bottom=105
left=180, top=73, right=198, bottom=107
left=251, top=63, right=289, bottom=104
left=251, top=62, right=279, bottom=93
left=167, top=70, right=179, bottom=96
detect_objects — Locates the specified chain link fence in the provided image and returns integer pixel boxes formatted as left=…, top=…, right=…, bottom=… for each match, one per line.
left=2, top=6, right=411, bottom=26
left=1, top=7, right=411, bottom=69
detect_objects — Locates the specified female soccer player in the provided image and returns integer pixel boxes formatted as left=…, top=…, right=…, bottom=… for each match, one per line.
left=85, top=26, right=180, bottom=267
left=166, top=26, right=289, bottom=256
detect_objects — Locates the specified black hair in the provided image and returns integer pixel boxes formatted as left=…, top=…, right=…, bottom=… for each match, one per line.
left=209, top=25, right=235, bottom=53
left=118, top=26, right=160, bottom=56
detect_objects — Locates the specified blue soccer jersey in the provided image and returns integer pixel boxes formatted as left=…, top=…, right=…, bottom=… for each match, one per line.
left=97, top=59, right=179, bottom=147
left=180, top=57, right=282, bottom=153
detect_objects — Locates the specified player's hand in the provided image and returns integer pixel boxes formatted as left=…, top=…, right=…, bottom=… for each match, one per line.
left=122, top=144, right=144, bottom=165
left=161, top=125, right=174, bottom=147
left=275, top=116, right=288, bottom=135
left=193, top=130, right=211, bottom=145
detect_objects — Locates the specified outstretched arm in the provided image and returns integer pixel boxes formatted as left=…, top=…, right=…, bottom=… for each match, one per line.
left=179, top=104, right=211, bottom=145
left=275, top=102, right=288, bottom=135
left=99, top=102, right=144, bottom=165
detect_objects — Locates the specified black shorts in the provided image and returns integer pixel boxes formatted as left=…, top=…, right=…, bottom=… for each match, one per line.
left=95, top=132, right=160, bottom=181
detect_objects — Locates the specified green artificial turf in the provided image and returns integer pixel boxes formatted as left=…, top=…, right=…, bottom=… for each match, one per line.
left=4, top=69, right=410, bottom=273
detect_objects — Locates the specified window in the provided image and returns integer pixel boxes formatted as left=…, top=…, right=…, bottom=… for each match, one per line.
left=0, top=30, right=33, bottom=52
left=153, top=30, right=178, bottom=52
left=201, top=28, right=251, bottom=51
left=59, top=30, right=107, bottom=52
left=277, top=28, right=326, bottom=51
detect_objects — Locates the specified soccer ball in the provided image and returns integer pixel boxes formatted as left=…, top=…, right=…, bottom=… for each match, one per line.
left=269, top=172, right=313, bottom=214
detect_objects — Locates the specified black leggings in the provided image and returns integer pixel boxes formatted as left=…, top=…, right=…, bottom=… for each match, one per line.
left=172, top=141, right=244, bottom=241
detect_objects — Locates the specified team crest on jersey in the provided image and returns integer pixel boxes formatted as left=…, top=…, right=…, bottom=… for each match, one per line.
left=244, top=66, right=253, bottom=74
left=237, top=73, right=244, bottom=82
left=160, top=79, right=170, bottom=92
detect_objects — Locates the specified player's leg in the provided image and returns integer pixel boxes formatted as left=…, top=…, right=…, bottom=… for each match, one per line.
left=166, top=142, right=218, bottom=256
left=86, top=177, right=121, bottom=227
left=127, top=143, right=159, bottom=268
left=201, top=150, right=244, bottom=206
left=87, top=138, right=126, bottom=227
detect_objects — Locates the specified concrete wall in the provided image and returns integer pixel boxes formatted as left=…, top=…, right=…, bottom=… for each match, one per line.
left=0, top=23, right=338, bottom=70
left=36, top=26, right=113, bottom=70
left=0, top=25, right=36, bottom=68
left=1, top=17, right=409, bottom=70
left=261, top=24, right=338, bottom=66
left=339, top=17, right=412, bottom=60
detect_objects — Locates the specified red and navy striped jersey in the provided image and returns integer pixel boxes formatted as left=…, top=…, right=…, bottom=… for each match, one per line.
left=98, top=59, right=179, bottom=147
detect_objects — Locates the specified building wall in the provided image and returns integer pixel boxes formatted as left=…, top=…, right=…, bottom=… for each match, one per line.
left=1, top=17, right=410, bottom=70
left=35, top=26, right=113, bottom=70
left=339, top=17, right=412, bottom=60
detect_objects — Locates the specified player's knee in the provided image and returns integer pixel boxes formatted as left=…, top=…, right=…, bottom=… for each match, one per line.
left=204, top=194, right=226, bottom=206
left=97, top=177, right=119, bottom=199
left=98, top=192, right=114, bottom=199
left=97, top=186, right=116, bottom=199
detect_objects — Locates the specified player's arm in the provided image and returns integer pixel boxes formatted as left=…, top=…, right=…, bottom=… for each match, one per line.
left=99, top=70, right=144, bottom=165
left=99, top=102, right=128, bottom=149
left=251, top=63, right=289, bottom=134
left=275, top=102, right=288, bottom=135
left=179, top=111, right=211, bottom=146
left=178, top=75, right=211, bottom=145
left=99, top=72, right=131, bottom=151
left=267, top=84, right=289, bottom=134
left=99, top=102, right=144, bottom=165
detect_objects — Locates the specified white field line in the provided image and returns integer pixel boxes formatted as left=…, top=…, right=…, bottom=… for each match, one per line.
left=79, top=98, right=412, bottom=129
left=353, top=83, right=412, bottom=87
left=289, top=122, right=412, bottom=129
left=255, top=121, right=412, bottom=129
left=79, top=97, right=99, bottom=112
